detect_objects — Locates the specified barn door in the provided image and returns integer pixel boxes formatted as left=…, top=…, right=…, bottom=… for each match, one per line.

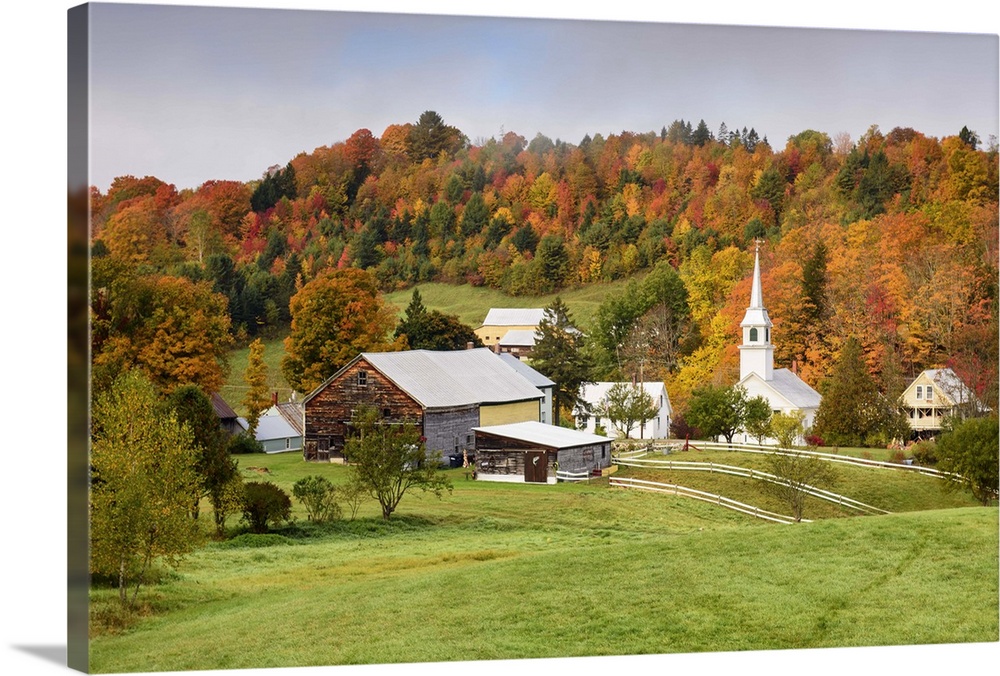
left=524, top=451, right=547, bottom=483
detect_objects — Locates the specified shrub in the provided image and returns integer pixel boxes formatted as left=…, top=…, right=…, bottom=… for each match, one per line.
left=888, top=449, right=907, bottom=464
left=292, top=475, right=342, bottom=523
left=911, top=440, right=938, bottom=466
left=804, top=434, right=825, bottom=447
left=241, top=481, right=292, bottom=533
left=228, top=432, right=264, bottom=454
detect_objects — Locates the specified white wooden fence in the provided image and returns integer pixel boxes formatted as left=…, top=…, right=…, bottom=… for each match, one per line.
left=616, top=457, right=890, bottom=515
left=636, top=440, right=959, bottom=481
left=610, top=476, right=807, bottom=524
left=555, top=469, right=593, bottom=482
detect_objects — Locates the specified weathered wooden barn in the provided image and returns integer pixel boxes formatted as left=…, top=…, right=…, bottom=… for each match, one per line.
left=301, top=348, right=544, bottom=462
left=473, top=421, right=613, bottom=484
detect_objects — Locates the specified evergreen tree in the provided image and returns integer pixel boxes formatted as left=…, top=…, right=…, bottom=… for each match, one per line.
left=813, top=337, right=900, bottom=447
left=692, top=119, right=713, bottom=146
left=530, top=297, right=592, bottom=425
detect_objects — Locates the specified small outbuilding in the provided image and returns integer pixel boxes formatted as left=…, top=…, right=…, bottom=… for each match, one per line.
left=473, top=421, right=613, bottom=484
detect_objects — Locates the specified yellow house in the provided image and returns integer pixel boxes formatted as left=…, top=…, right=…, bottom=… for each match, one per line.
left=474, top=308, right=546, bottom=347
left=900, top=368, right=975, bottom=436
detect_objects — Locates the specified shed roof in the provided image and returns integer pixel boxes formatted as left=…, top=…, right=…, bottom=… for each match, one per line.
left=271, top=402, right=304, bottom=436
left=252, top=415, right=301, bottom=442
left=331, top=348, right=544, bottom=409
left=498, top=353, right=554, bottom=388
left=740, top=368, right=821, bottom=410
left=211, top=392, right=238, bottom=420
left=480, top=308, right=546, bottom=327
left=497, top=329, right=540, bottom=347
left=474, top=421, right=612, bottom=449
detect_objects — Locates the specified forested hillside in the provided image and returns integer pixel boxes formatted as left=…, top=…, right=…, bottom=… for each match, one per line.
left=89, top=111, right=998, bottom=410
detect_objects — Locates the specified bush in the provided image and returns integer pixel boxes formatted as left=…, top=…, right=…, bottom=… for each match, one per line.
left=911, top=440, right=938, bottom=466
left=228, top=432, right=264, bottom=454
left=292, top=475, right=342, bottom=523
left=804, top=434, right=825, bottom=447
left=241, top=481, right=292, bottom=533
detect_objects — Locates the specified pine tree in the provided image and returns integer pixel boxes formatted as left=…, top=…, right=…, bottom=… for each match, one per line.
left=530, top=297, right=592, bottom=425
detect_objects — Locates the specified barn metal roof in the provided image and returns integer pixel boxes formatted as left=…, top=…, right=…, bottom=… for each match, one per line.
left=361, top=348, right=543, bottom=409
left=253, top=414, right=301, bottom=442
left=480, top=308, right=547, bottom=327
left=498, top=353, right=554, bottom=388
left=474, top=421, right=612, bottom=449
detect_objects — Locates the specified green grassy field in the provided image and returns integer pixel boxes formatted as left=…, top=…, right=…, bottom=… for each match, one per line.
left=88, top=452, right=998, bottom=673
left=383, top=278, right=638, bottom=329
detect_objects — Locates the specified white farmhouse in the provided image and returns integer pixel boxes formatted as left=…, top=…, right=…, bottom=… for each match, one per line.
left=736, top=246, right=821, bottom=444
left=576, top=381, right=672, bottom=440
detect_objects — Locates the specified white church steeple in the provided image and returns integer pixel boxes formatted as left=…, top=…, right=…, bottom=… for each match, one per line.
left=739, top=242, right=773, bottom=381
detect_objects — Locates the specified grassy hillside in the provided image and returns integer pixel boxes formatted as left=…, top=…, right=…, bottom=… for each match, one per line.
left=88, top=453, right=997, bottom=673
left=221, top=278, right=631, bottom=410
left=384, top=277, right=639, bottom=329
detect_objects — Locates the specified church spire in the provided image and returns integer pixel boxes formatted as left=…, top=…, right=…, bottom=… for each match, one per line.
left=739, top=240, right=773, bottom=381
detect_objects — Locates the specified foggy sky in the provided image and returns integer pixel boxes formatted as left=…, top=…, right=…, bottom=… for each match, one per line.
left=84, top=1, right=999, bottom=191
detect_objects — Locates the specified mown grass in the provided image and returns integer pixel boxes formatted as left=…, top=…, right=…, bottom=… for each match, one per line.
left=89, top=452, right=997, bottom=673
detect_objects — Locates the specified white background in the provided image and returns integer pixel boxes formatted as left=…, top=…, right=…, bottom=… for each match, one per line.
left=2, top=2, right=997, bottom=676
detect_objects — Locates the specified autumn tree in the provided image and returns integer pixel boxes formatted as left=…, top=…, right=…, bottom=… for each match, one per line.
left=345, top=406, right=452, bottom=520
left=530, top=297, right=593, bottom=425
left=91, top=261, right=233, bottom=395
left=596, top=383, right=659, bottom=438
left=281, top=268, right=403, bottom=393
left=241, top=338, right=271, bottom=437
left=91, top=371, right=201, bottom=607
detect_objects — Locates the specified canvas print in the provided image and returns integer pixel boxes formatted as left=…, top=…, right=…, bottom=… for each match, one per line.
left=67, top=2, right=999, bottom=674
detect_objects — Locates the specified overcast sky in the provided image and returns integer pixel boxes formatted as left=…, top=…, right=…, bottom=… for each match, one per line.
left=83, top=1, right=999, bottom=192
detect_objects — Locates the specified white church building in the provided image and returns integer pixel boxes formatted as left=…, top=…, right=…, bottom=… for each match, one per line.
left=736, top=246, right=821, bottom=445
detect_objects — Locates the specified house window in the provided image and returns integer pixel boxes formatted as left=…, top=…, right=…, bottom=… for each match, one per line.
left=926, top=385, right=933, bottom=400
left=285, top=437, right=290, bottom=450
left=749, top=327, right=759, bottom=342
left=357, top=370, right=368, bottom=387
left=916, top=386, right=923, bottom=399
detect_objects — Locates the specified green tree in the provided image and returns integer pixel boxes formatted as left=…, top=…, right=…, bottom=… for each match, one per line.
left=743, top=395, right=773, bottom=444
left=345, top=407, right=452, bottom=520
left=536, top=235, right=570, bottom=291
left=530, top=297, right=593, bottom=425
left=90, top=371, right=201, bottom=607
left=167, top=385, right=241, bottom=534
left=460, top=192, right=490, bottom=236
left=393, top=289, right=482, bottom=351
left=686, top=384, right=748, bottom=444
left=770, top=411, right=806, bottom=449
left=813, top=337, right=901, bottom=447
left=281, top=268, right=402, bottom=393
left=936, top=416, right=999, bottom=506
left=596, top=383, right=659, bottom=438
left=409, top=110, right=465, bottom=161
left=292, top=475, right=342, bottom=523
left=241, top=482, right=292, bottom=533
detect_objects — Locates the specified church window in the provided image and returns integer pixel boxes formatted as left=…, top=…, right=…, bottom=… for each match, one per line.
left=749, top=327, right=759, bottom=342
left=766, top=328, right=770, bottom=342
